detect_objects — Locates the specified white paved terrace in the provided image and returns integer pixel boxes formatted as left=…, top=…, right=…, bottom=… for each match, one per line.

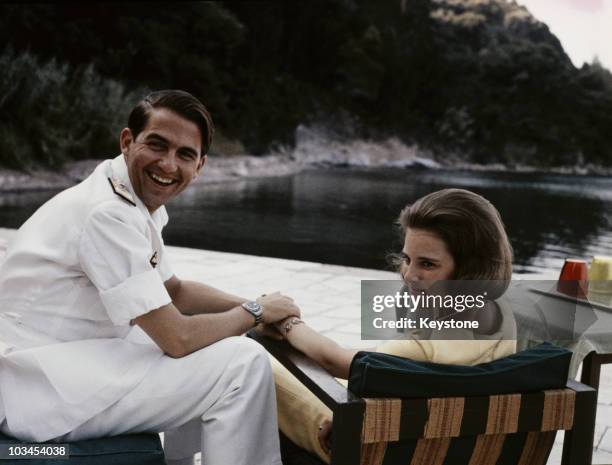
left=1, top=227, right=611, bottom=464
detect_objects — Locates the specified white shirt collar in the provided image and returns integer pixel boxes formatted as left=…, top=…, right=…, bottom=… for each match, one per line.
left=110, top=154, right=169, bottom=229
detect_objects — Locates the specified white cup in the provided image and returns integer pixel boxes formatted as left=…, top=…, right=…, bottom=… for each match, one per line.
left=588, top=256, right=612, bottom=305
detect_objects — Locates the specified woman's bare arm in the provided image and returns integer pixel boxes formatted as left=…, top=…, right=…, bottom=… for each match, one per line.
left=275, top=318, right=360, bottom=379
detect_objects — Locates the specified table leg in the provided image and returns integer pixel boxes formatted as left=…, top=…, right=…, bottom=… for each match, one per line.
left=578, top=352, right=612, bottom=465
left=581, top=352, right=601, bottom=389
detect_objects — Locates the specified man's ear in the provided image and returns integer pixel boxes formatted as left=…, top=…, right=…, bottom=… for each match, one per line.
left=194, top=154, right=207, bottom=178
left=119, top=128, right=134, bottom=154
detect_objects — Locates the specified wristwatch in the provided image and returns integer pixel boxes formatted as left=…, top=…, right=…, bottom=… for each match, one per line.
left=241, top=301, right=264, bottom=326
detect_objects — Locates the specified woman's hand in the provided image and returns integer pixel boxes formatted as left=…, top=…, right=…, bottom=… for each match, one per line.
left=273, top=316, right=290, bottom=334
left=254, top=323, right=284, bottom=341
left=318, top=419, right=333, bottom=454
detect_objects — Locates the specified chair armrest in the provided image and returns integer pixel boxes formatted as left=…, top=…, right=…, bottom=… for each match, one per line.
left=247, top=329, right=362, bottom=411
left=565, top=379, right=597, bottom=394
left=247, top=330, right=366, bottom=465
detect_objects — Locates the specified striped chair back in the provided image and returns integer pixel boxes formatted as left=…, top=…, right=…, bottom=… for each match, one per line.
left=357, top=388, right=576, bottom=465
left=245, top=330, right=596, bottom=465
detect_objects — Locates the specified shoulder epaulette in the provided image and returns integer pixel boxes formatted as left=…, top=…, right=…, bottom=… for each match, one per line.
left=107, top=176, right=137, bottom=206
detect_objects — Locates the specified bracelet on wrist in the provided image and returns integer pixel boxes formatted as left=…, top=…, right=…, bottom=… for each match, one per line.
left=283, top=317, right=304, bottom=335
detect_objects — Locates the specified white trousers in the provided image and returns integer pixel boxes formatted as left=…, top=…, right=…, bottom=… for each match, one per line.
left=54, top=337, right=282, bottom=465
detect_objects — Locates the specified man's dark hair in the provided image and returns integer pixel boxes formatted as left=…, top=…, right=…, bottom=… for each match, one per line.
left=128, top=90, right=214, bottom=155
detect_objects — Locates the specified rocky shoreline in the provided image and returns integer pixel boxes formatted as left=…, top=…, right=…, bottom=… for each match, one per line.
left=2, top=129, right=611, bottom=192
left=0, top=155, right=304, bottom=193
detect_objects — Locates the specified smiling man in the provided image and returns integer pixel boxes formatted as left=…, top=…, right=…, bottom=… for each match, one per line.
left=0, top=90, right=298, bottom=465
left=122, top=103, right=205, bottom=213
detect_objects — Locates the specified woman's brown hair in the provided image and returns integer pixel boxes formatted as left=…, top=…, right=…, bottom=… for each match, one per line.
left=397, top=189, right=513, bottom=298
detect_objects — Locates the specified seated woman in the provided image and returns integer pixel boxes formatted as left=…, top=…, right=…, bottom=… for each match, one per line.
left=269, top=188, right=516, bottom=463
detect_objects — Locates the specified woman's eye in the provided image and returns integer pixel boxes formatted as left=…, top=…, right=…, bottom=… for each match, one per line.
left=401, top=253, right=410, bottom=264
left=421, top=261, right=435, bottom=269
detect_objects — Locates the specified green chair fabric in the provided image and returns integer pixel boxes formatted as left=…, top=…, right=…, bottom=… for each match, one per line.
left=348, top=342, right=572, bottom=398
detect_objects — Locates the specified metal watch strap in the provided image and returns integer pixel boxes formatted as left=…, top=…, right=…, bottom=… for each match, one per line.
left=241, top=301, right=263, bottom=326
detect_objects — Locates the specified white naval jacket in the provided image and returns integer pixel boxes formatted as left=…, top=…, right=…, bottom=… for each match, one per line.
left=0, top=155, right=174, bottom=442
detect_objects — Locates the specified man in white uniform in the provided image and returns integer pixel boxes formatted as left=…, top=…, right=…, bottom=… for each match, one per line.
left=0, top=90, right=298, bottom=465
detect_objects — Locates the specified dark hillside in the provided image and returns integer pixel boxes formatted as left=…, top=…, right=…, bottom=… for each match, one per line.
left=1, top=1, right=610, bottom=169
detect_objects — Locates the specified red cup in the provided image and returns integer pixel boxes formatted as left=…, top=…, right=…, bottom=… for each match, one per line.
left=557, top=258, right=588, bottom=298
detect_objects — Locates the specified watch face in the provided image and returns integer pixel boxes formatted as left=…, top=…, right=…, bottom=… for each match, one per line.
left=244, top=301, right=262, bottom=315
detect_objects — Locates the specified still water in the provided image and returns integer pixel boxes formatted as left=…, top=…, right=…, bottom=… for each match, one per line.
left=1, top=168, right=611, bottom=275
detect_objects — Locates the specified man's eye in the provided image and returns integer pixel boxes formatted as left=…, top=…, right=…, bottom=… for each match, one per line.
left=147, top=142, right=166, bottom=151
left=179, top=152, right=196, bottom=160
left=421, top=261, right=435, bottom=269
